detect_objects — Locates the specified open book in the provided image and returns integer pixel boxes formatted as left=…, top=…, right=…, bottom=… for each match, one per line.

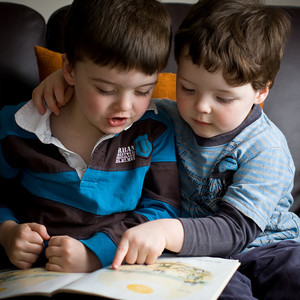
left=0, top=256, right=240, bottom=300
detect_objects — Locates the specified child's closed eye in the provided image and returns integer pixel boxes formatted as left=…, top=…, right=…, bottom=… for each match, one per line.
left=216, top=96, right=236, bottom=104
left=135, top=90, right=151, bottom=97
left=97, top=88, right=116, bottom=95
left=181, top=85, right=196, bottom=94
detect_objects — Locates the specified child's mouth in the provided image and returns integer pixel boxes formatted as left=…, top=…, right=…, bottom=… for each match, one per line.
left=108, top=118, right=127, bottom=127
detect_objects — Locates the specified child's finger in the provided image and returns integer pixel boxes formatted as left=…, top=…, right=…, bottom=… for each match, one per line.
left=43, top=90, right=61, bottom=116
left=13, top=254, right=37, bottom=269
left=27, top=223, right=50, bottom=241
left=46, top=260, right=64, bottom=272
left=32, top=88, right=47, bottom=115
left=135, top=249, right=148, bottom=265
left=47, top=235, right=72, bottom=246
left=63, top=85, right=74, bottom=105
left=45, top=237, right=63, bottom=260
left=112, top=239, right=129, bottom=270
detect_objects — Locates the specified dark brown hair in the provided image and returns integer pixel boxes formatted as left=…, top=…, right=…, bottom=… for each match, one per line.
left=64, top=0, right=172, bottom=75
left=174, top=0, right=291, bottom=90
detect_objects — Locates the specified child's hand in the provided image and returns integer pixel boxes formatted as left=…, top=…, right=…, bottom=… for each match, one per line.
left=112, top=219, right=185, bottom=270
left=45, top=235, right=101, bottom=273
left=0, top=220, right=50, bottom=269
left=32, top=69, right=73, bottom=116
left=112, top=221, right=168, bottom=270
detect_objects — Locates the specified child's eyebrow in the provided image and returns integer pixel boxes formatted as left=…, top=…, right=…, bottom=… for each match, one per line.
left=216, top=89, right=235, bottom=94
left=90, top=77, right=158, bottom=88
left=136, top=81, right=158, bottom=87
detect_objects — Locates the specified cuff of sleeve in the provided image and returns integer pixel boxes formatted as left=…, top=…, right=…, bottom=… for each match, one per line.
left=177, top=217, right=208, bottom=256
left=0, top=208, right=19, bottom=224
left=80, top=232, right=117, bottom=268
left=177, top=218, right=190, bottom=256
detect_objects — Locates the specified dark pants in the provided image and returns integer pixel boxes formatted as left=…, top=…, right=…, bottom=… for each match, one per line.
left=219, top=241, right=300, bottom=300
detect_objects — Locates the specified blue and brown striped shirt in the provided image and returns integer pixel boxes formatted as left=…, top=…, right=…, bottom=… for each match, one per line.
left=0, top=100, right=181, bottom=267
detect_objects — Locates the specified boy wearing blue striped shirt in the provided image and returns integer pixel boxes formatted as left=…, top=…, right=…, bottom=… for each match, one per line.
left=31, top=0, right=300, bottom=298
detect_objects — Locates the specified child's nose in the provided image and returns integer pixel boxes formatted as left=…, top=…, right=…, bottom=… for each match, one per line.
left=115, top=93, right=133, bottom=111
left=195, top=96, right=211, bottom=114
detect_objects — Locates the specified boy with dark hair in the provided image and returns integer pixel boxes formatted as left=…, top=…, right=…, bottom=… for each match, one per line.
left=115, top=0, right=300, bottom=298
left=31, top=0, right=300, bottom=297
left=0, top=0, right=181, bottom=273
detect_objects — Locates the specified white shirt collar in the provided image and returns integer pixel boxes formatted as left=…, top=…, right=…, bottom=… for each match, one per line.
left=14, top=99, right=158, bottom=179
left=15, top=99, right=158, bottom=140
left=15, top=100, right=57, bottom=145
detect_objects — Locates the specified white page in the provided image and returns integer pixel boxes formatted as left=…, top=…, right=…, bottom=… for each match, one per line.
left=62, top=257, right=240, bottom=300
left=0, top=268, right=85, bottom=298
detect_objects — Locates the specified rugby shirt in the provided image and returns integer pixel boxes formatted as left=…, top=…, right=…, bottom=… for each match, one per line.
left=0, top=100, right=181, bottom=267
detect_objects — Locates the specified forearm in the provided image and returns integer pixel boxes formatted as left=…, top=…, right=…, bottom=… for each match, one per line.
left=88, top=203, right=181, bottom=267
left=179, top=202, right=261, bottom=257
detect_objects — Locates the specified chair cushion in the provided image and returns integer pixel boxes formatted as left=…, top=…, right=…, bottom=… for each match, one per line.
left=0, top=3, right=46, bottom=108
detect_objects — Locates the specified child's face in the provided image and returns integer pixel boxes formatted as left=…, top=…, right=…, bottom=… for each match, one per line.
left=63, top=58, right=158, bottom=136
left=176, top=55, right=267, bottom=138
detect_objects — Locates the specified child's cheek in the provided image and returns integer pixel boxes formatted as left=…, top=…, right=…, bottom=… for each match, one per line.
left=217, top=111, right=246, bottom=132
left=86, top=96, right=106, bottom=113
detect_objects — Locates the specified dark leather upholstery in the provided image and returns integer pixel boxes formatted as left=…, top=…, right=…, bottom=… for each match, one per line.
left=0, top=2, right=299, bottom=216
left=45, top=5, right=69, bottom=53
left=163, top=3, right=191, bottom=73
left=0, top=2, right=45, bottom=108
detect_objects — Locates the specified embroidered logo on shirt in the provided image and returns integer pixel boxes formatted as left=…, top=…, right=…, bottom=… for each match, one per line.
left=115, top=145, right=135, bottom=163
left=115, top=135, right=152, bottom=163
left=218, top=156, right=238, bottom=173
left=134, top=134, right=152, bottom=158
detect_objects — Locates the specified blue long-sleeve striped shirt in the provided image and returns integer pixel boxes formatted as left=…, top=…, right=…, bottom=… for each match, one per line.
left=0, top=100, right=181, bottom=267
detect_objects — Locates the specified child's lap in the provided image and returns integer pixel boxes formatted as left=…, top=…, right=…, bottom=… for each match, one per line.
left=221, top=240, right=300, bottom=300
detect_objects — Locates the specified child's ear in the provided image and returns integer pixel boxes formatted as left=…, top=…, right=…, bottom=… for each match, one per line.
left=62, top=53, right=75, bottom=86
left=254, top=84, right=270, bottom=105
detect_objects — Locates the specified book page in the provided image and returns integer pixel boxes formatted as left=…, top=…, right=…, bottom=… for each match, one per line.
left=0, top=268, right=85, bottom=299
left=62, top=257, right=240, bottom=300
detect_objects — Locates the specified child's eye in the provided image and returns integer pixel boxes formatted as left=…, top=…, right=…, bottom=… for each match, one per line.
left=216, top=97, right=235, bottom=104
left=97, top=88, right=116, bottom=95
left=181, top=85, right=196, bottom=94
left=135, top=90, right=151, bottom=97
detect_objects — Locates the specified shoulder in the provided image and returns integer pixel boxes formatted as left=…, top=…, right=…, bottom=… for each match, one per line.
left=0, top=102, right=28, bottom=139
left=152, top=98, right=179, bottom=119
left=237, top=109, right=291, bottom=154
left=139, top=99, right=177, bottom=128
left=232, top=111, right=294, bottom=173
left=0, top=102, right=25, bottom=120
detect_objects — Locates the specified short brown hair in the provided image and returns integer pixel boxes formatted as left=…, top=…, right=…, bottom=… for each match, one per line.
left=64, top=0, right=172, bottom=75
left=174, top=0, right=291, bottom=90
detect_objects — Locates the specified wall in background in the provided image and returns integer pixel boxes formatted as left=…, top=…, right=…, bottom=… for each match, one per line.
left=1, top=0, right=299, bottom=21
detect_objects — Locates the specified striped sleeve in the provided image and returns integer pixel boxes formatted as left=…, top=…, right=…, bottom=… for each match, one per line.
left=223, top=126, right=295, bottom=231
